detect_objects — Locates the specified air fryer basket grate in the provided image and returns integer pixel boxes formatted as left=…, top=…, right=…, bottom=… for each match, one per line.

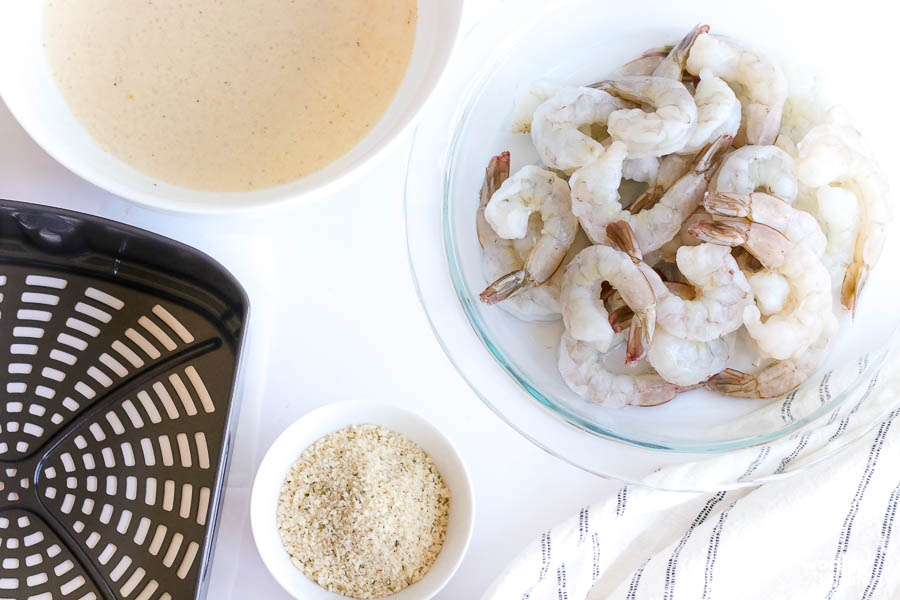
left=0, top=200, right=247, bottom=600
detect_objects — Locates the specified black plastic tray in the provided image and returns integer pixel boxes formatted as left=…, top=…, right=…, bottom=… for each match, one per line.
left=0, top=199, right=247, bottom=600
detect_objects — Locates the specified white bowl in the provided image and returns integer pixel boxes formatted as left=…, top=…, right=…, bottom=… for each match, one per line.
left=0, top=1, right=462, bottom=213
left=250, top=401, right=475, bottom=600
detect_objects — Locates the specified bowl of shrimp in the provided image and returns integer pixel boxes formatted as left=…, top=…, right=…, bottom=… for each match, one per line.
left=405, top=0, right=900, bottom=481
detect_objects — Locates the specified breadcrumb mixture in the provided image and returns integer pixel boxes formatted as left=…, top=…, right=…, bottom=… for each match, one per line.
left=277, top=424, right=450, bottom=599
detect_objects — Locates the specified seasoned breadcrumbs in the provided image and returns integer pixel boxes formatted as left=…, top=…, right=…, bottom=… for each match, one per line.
left=277, top=424, right=450, bottom=599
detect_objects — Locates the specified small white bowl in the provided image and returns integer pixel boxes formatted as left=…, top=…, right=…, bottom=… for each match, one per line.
left=250, top=402, right=475, bottom=600
left=0, top=2, right=462, bottom=213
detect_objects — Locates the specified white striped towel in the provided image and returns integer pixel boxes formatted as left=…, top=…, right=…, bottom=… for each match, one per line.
left=483, top=344, right=900, bottom=600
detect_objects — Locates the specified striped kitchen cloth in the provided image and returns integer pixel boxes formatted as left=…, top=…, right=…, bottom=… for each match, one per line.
left=483, top=344, right=900, bottom=600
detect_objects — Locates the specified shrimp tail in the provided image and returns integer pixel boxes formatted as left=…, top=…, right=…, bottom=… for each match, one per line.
left=485, top=151, right=510, bottom=195
left=693, top=134, right=733, bottom=175
left=688, top=219, right=750, bottom=246
left=690, top=219, right=788, bottom=266
left=605, top=220, right=643, bottom=263
left=479, top=269, right=531, bottom=304
left=642, top=44, right=675, bottom=58
left=703, top=191, right=754, bottom=218
left=840, top=261, right=868, bottom=315
left=626, top=186, right=663, bottom=214
left=705, top=368, right=761, bottom=398
left=476, top=151, right=511, bottom=249
left=627, top=391, right=679, bottom=407
left=608, top=305, right=633, bottom=333
left=670, top=24, right=710, bottom=69
left=625, top=309, right=655, bottom=365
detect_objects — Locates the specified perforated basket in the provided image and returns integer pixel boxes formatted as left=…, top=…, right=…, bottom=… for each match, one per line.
left=0, top=199, right=248, bottom=600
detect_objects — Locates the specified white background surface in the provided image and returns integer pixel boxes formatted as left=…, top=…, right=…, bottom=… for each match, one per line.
left=0, top=100, right=619, bottom=598
left=6, top=0, right=896, bottom=596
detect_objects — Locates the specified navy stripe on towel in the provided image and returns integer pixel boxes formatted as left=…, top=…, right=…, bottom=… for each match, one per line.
left=701, top=499, right=739, bottom=600
left=556, top=564, right=567, bottom=600
left=825, top=409, right=899, bottom=599
left=860, top=479, right=900, bottom=600
left=616, top=486, right=628, bottom=517
left=626, top=560, right=649, bottom=600
left=663, top=492, right=727, bottom=600
left=521, top=531, right=552, bottom=600
left=578, top=507, right=589, bottom=545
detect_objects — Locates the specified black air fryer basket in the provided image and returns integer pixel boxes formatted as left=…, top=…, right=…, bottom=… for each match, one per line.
left=0, top=199, right=248, bottom=600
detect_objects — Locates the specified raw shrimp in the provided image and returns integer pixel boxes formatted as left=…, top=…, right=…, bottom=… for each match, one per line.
left=530, top=87, right=627, bottom=171
left=559, top=244, right=657, bottom=363
left=796, top=112, right=891, bottom=312
left=651, top=24, right=709, bottom=80
left=601, top=245, right=734, bottom=387
left=509, top=81, right=560, bottom=134
left=647, top=329, right=733, bottom=387
left=606, top=219, right=749, bottom=344
left=477, top=152, right=559, bottom=319
left=570, top=134, right=731, bottom=252
left=711, top=145, right=798, bottom=204
left=593, top=75, right=697, bottom=157
left=558, top=332, right=682, bottom=407
left=815, top=186, right=860, bottom=290
left=481, top=165, right=578, bottom=304
left=478, top=157, right=589, bottom=318
left=652, top=243, right=753, bottom=342
left=627, top=152, right=693, bottom=214
left=686, top=33, right=788, bottom=145
left=704, top=191, right=826, bottom=256
left=690, top=219, right=834, bottom=361
left=679, top=69, right=741, bottom=155
left=706, top=317, right=837, bottom=398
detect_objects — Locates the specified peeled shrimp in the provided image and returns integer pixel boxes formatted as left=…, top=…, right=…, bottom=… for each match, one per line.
left=559, top=332, right=682, bottom=407
left=690, top=219, right=834, bottom=361
left=570, top=134, right=731, bottom=252
left=679, top=69, right=741, bottom=155
left=559, top=244, right=657, bottom=363
left=647, top=329, right=732, bottom=387
left=796, top=111, right=891, bottom=312
left=686, top=33, right=788, bottom=145
left=481, top=164, right=578, bottom=304
left=477, top=152, right=556, bottom=318
left=593, top=76, right=697, bottom=157
left=707, top=317, right=837, bottom=399
left=711, top=145, right=798, bottom=204
left=652, top=243, right=752, bottom=342
left=530, top=86, right=627, bottom=171
left=477, top=154, right=590, bottom=320
left=509, top=81, right=560, bottom=134
left=704, top=191, right=826, bottom=256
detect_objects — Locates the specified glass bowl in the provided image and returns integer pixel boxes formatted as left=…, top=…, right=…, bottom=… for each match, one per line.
left=405, top=0, right=900, bottom=489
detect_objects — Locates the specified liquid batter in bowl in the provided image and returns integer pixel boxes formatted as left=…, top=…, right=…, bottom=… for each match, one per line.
left=43, top=0, right=417, bottom=192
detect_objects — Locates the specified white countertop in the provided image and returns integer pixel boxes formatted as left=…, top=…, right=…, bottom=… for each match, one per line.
left=0, top=100, right=619, bottom=599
